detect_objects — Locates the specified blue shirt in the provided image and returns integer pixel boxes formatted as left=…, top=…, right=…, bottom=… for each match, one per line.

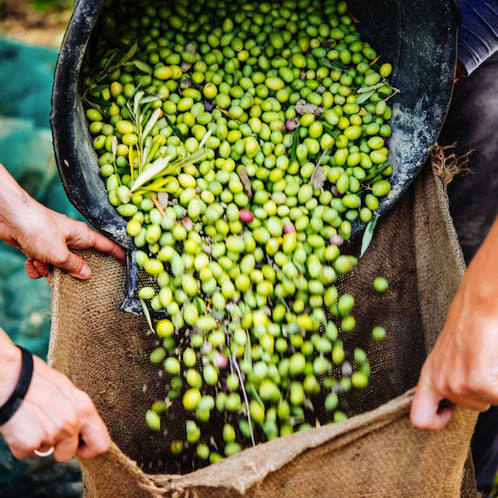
left=459, top=0, right=498, bottom=74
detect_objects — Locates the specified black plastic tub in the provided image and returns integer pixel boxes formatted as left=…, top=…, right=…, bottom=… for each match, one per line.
left=51, top=0, right=460, bottom=315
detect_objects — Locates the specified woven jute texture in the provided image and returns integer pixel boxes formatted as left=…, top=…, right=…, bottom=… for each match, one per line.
left=49, top=162, right=480, bottom=497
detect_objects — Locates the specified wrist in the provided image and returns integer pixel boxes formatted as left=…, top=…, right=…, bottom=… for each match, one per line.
left=0, top=340, right=22, bottom=408
left=0, top=164, right=35, bottom=229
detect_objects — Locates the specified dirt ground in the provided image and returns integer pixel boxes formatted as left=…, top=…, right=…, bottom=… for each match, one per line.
left=0, top=0, right=71, bottom=47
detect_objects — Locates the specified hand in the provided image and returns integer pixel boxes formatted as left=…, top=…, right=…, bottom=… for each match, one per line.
left=0, top=164, right=125, bottom=280
left=2, top=198, right=125, bottom=280
left=411, top=217, right=498, bottom=429
left=0, top=338, right=111, bottom=462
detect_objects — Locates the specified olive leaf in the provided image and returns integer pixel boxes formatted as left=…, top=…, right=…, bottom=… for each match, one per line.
left=141, top=137, right=152, bottom=170
left=364, top=161, right=391, bottom=182
left=133, top=90, right=145, bottom=119
left=141, top=104, right=154, bottom=123
left=355, top=82, right=387, bottom=104
left=87, top=83, right=109, bottom=94
left=238, top=167, right=252, bottom=198
left=139, top=95, right=161, bottom=105
left=131, top=59, right=153, bottom=74
left=320, top=57, right=350, bottom=71
left=355, top=90, right=376, bottom=104
left=321, top=123, right=340, bottom=140
left=122, top=43, right=138, bottom=63
left=170, top=149, right=207, bottom=170
left=155, top=117, right=167, bottom=130
left=144, top=177, right=172, bottom=190
left=83, top=94, right=112, bottom=108
left=360, top=216, right=379, bottom=257
left=289, top=127, right=300, bottom=163
left=164, top=114, right=185, bottom=141
left=198, top=127, right=213, bottom=149
left=183, top=75, right=203, bottom=91
left=243, top=329, right=252, bottom=366
left=194, top=296, right=203, bottom=315
left=277, top=295, right=291, bottom=312
left=293, top=261, right=305, bottom=273
left=139, top=298, right=155, bottom=334
left=131, top=149, right=208, bottom=192
left=100, top=48, right=120, bottom=73
left=357, top=82, right=385, bottom=94
left=111, top=135, right=118, bottom=162
left=131, top=156, right=172, bottom=192
left=142, top=108, right=163, bottom=141
left=142, top=135, right=164, bottom=169
left=247, top=383, right=265, bottom=408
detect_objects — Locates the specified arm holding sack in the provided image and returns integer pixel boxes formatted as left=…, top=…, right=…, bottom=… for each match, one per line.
left=0, top=163, right=123, bottom=460
left=411, top=0, right=498, bottom=430
left=411, top=212, right=498, bottom=429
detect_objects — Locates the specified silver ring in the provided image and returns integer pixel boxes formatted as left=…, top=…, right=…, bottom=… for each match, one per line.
left=34, top=446, right=55, bottom=457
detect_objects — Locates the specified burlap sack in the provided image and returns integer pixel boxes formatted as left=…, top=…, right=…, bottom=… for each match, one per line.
left=48, top=160, right=480, bottom=497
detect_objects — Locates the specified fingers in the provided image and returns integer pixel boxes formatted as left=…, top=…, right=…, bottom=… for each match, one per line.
left=33, top=260, right=50, bottom=278
left=25, top=259, right=42, bottom=279
left=411, top=372, right=492, bottom=430
left=77, top=424, right=111, bottom=459
left=22, top=213, right=125, bottom=280
left=5, top=407, right=56, bottom=460
left=0, top=356, right=110, bottom=463
left=53, top=431, right=80, bottom=463
left=74, top=392, right=111, bottom=459
left=411, top=376, right=454, bottom=430
left=67, top=222, right=126, bottom=264
left=25, top=259, right=52, bottom=281
left=41, top=398, right=80, bottom=463
left=51, top=250, right=92, bottom=280
left=86, top=229, right=126, bottom=264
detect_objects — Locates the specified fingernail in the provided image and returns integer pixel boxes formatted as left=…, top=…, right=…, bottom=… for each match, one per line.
left=80, top=265, right=91, bottom=278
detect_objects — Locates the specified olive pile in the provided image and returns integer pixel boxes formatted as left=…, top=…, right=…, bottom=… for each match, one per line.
left=82, top=0, right=392, bottom=469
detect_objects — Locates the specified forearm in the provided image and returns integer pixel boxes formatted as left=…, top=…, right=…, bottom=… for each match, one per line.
left=0, top=164, right=35, bottom=237
left=0, top=329, right=22, bottom=408
left=411, top=214, right=498, bottom=429
left=464, top=214, right=498, bottom=309
left=458, top=0, right=498, bottom=75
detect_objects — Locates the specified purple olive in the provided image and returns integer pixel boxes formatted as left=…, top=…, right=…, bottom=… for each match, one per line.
left=239, top=209, right=254, bottom=223
left=182, top=217, right=194, bottom=230
left=285, top=119, right=298, bottom=131
left=213, top=353, right=228, bottom=370
left=283, top=222, right=296, bottom=234
left=329, top=234, right=344, bottom=247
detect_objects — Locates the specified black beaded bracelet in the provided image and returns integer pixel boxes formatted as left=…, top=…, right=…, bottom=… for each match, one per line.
left=0, top=346, right=33, bottom=426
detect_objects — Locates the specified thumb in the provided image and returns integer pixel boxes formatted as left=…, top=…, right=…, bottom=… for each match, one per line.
left=410, top=375, right=454, bottom=430
left=54, top=250, right=91, bottom=280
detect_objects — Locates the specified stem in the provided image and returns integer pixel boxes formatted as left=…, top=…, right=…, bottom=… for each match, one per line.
left=150, top=193, right=166, bottom=217
left=316, top=147, right=329, bottom=169
left=129, top=144, right=134, bottom=183
left=369, top=55, right=380, bottom=66
left=230, top=349, right=256, bottom=447
left=216, top=107, right=241, bottom=124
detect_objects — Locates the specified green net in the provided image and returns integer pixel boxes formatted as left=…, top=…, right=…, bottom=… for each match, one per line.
left=0, top=37, right=58, bottom=128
